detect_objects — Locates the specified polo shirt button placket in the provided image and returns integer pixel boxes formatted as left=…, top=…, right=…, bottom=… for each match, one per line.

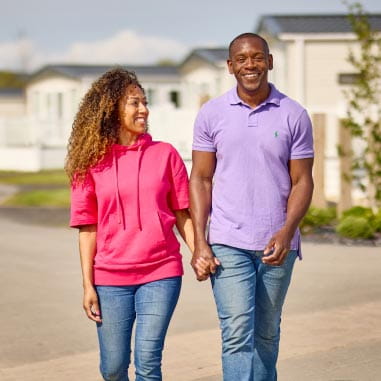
left=248, top=111, right=258, bottom=128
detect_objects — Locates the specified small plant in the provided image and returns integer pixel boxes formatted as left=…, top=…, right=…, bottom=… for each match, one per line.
left=341, top=206, right=374, bottom=219
left=372, top=210, right=381, bottom=232
left=342, top=1, right=381, bottom=209
left=300, top=207, right=337, bottom=234
left=336, top=215, right=375, bottom=239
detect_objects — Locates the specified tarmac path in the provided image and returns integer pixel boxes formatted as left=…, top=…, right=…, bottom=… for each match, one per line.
left=0, top=213, right=380, bottom=380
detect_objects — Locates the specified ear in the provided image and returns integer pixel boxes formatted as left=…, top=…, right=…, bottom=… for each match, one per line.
left=268, top=54, right=273, bottom=70
left=227, top=59, right=233, bottom=74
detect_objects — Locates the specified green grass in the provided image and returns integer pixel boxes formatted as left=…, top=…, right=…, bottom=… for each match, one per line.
left=0, top=170, right=68, bottom=185
left=3, top=188, right=70, bottom=207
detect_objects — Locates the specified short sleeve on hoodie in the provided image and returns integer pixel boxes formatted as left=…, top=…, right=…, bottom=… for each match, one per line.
left=168, top=147, right=189, bottom=210
left=290, top=110, right=314, bottom=159
left=70, top=173, right=98, bottom=227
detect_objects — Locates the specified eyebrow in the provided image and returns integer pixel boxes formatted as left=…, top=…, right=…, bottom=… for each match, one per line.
left=127, top=96, right=146, bottom=100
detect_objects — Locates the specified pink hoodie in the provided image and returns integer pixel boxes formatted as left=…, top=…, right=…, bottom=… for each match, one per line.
left=70, top=134, right=189, bottom=285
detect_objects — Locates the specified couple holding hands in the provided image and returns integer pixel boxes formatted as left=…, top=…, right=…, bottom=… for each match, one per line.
left=66, top=33, right=314, bottom=381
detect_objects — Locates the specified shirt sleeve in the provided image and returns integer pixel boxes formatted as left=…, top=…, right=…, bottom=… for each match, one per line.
left=192, top=107, right=216, bottom=152
left=70, top=172, right=98, bottom=228
left=168, top=147, right=189, bottom=210
left=290, top=110, right=314, bottom=160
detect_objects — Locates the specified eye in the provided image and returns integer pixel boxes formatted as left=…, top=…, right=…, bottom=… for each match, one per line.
left=127, top=99, right=139, bottom=107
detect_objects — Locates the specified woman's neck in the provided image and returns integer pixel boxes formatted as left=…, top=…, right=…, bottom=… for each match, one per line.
left=118, top=131, right=140, bottom=146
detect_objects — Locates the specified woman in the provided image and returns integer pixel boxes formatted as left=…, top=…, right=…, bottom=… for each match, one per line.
left=65, top=67, right=194, bottom=381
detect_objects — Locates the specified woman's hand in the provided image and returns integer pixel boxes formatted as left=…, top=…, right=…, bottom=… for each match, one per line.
left=83, top=286, right=102, bottom=323
left=191, top=244, right=220, bottom=281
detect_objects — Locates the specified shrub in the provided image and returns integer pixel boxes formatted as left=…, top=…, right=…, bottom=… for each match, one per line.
left=342, top=206, right=374, bottom=220
left=300, top=207, right=337, bottom=233
left=336, top=216, right=375, bottom=239
left=373, top=211, right=381, bottom=232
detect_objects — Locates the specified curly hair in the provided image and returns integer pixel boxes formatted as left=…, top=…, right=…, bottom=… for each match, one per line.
left=65, top=67, right=144, bottom=183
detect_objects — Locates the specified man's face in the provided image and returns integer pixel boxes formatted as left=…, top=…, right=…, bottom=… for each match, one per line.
left=227, top=37, right=273, bottom=94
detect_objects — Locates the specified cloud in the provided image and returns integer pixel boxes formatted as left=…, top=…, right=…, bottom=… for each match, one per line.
left=0, top=38, right=40, bottom=72
left=0, top=30, right=190, bottom=72
left=52, top=30, right=189, bottom=65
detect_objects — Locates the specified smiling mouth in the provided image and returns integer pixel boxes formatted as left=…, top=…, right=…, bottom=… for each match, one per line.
left=242, top=73, right=260, bottom=79
left=135, top=117, right=147, bottom=123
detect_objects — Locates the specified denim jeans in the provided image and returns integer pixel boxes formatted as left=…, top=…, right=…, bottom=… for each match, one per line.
left=95, top=276, right=181, bottom=381
left=210, top=244, right=297, bottom=381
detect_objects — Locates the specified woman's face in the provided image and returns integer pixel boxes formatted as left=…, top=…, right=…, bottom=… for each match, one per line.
left=118, top=85, right=149, bottom=139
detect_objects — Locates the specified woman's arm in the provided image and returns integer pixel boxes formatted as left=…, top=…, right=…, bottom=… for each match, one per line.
left=78, top=224, right=101, bottom=322
left=174, top=209, right=195, bottom=253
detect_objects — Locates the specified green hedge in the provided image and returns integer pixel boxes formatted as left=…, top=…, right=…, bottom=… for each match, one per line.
left=300, top=205, right=381, bottom=239
left=300, top=206, right=337, bottom=233
left=336, top=216, right=375, bottom=239
left=339, top=206, right=381, bottom=234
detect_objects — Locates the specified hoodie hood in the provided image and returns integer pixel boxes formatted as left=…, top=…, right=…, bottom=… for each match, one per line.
left=112, top=133, right=152, bottom=152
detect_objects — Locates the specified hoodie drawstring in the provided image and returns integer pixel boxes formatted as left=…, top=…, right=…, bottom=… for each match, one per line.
left=136, top=146, right=143, bottom=231
left=112, top=133, right=150, bottom=231
left=113, top=151, right=125, bottom=229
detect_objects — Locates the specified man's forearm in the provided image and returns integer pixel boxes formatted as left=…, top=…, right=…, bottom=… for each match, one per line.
left=284, top=178, right=314, bottom=235
left=189, top=177, right=212, bottom=247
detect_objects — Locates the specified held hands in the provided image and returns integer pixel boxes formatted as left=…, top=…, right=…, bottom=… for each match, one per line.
left=83, top=286, right=102, bottom=323
left=262, top=227, right=293, bottom=266
left=191, top=244, right=220, bottom=281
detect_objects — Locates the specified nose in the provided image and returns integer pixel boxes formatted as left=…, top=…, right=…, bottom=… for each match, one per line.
left=245, top=57, right=256, bottom=68
left=138, top=102, right=148, bottom=115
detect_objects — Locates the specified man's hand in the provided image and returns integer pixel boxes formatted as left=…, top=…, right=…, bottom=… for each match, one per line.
left=191, top=244, right=220, bottom=281
left=262, top=227, right=293, bottom=266
left=83, top=286, right=102, bottom=323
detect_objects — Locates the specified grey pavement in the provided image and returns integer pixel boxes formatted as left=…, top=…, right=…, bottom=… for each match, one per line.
left=0, top=213, right=380, bottom=380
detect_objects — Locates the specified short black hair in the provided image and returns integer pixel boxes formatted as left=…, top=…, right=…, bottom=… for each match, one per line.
left=228, top=33, right=270, bottom=58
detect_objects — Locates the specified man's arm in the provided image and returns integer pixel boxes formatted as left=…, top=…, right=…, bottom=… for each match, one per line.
left=263, top=157, right=314, bottom=265
left=189, top=150, right=220, bottom=280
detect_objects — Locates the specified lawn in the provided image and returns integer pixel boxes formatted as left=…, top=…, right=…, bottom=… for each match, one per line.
left=0, top=170, right=68, bottom=185
left=3, top=188, right=70, bottom=207
left=0, top=170, right=70, bottom=207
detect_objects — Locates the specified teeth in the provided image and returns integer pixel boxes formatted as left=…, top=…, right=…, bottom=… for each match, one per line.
left=244, top=73, right=259, bottom=78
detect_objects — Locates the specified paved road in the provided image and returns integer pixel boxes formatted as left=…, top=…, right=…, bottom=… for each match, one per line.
left=0, top=214, right=380, bottom=380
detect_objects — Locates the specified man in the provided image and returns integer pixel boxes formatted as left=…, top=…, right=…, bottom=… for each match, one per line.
left=190, top=33, right=314, bottom=381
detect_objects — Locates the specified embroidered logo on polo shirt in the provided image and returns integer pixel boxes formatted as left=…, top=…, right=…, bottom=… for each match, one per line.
left=274, top=131, right=279, bottom=138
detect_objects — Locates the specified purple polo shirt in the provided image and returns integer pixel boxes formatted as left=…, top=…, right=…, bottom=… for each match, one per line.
left=192, top=84, right=314, bottom=252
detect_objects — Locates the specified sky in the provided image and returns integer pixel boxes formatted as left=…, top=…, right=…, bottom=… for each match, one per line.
left=1, top=0, right=381, bottom=72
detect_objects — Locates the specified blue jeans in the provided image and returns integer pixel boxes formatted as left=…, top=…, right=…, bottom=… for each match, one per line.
left=95, top=276, right=181, bottom=381
left=211, top=244, right=297, bottom=381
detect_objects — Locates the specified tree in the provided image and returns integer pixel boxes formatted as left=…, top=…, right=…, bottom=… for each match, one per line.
left=342, top=1, right=381, bottom=209
left=0, top=71, right=27, bottom=88
left=156, top=58, right=177, bottom=66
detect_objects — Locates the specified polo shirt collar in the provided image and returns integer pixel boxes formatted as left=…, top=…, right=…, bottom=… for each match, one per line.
left=228, top=83, right=281, bottom=108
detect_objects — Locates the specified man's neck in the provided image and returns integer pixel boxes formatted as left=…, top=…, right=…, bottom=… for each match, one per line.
left=237, top=84, right=271, bottom=108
